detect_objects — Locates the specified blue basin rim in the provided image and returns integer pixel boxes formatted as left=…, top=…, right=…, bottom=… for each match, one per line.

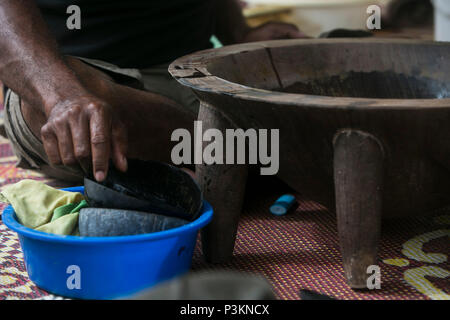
left=2, top=186, right=213, bottom=244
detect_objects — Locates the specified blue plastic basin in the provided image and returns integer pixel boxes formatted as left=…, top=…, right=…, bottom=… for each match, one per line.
left=2, top=186, right=213, bottom=299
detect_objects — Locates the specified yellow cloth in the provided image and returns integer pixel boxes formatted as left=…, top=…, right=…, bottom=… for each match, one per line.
left=0, top=179, right=84, bottom=233
left=36, top=212, right=80, bottom=235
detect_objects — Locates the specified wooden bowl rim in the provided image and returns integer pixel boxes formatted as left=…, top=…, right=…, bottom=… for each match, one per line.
left=169, top=38, right=450, bottom=110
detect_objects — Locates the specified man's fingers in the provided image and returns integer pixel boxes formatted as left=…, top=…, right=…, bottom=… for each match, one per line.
left=276, top=22, right=299, bottom=31
left=111, top=121, right=128, bottom=172
left=287, top=29, right=309, bottom=39
left=54, top=122, right=77, bottom=165
left=89, top=106, right=111, bottom=182
left=41, top=125, right=62, bottom=165
left=266, top=22, right=308, bottom=39
left=69, top=111, right=92, bottom=174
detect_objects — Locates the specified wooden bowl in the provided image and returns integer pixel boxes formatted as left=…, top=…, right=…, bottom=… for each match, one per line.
left=169, top=39, right=450, bottom=288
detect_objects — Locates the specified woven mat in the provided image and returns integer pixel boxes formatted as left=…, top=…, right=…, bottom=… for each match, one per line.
left=0, top=126, right=448, bottom=300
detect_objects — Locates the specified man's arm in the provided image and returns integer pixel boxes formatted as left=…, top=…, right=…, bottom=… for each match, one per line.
left=214, top=0, right=306, bottom=45
left=0, top=0, right=83, bottom=113
left=0, top=0, right=127, bottom=181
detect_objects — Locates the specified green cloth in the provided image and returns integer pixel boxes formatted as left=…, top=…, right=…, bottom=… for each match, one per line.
left=0, top=179, right=86, bottom=235
left=35, top=199, right=88, bottom=236
left=51, top=200, right=88, bottom=221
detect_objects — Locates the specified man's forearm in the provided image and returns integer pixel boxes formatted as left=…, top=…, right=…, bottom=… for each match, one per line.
left=214, top=0, right=251, bottom=45
left=0, top=0, right=85, bottom=115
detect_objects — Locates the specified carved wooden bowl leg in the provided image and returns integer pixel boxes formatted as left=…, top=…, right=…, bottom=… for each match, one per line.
left=333, top=130, right=384, bottom=289
left=197, top=102, right=249, bottom=263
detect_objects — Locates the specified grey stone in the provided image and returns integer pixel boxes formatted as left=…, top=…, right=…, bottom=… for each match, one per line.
left=79, top=208, right=189, bottom=237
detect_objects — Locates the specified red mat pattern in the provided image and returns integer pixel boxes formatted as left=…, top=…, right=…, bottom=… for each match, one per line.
left=0, top=126, right=449, bottom=299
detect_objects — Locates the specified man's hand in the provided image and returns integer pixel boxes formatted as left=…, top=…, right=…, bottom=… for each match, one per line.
left=41, top=94, right=128, bottom=182
left=239, top=22, right=308, bottom=43
left=214, top=0, right=308, bottom=45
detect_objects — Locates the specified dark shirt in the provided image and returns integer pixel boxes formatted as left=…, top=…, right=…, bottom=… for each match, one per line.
left=36, top=0, right=216, bottom=68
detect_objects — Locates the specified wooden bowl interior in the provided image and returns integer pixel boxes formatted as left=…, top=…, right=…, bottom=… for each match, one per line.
left=207, top=42, right=450, bottom=99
